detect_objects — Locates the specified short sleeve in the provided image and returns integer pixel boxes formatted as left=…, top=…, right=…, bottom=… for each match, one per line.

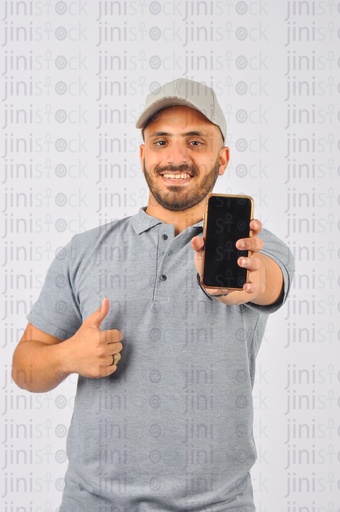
left=27, top=240, right=82, bottom=340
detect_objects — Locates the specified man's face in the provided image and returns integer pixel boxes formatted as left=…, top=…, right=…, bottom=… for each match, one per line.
left=140, top=106, right=229, bottom=212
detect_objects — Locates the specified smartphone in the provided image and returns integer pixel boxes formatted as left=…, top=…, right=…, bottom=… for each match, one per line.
left=202, top=194, right=254, bottom=290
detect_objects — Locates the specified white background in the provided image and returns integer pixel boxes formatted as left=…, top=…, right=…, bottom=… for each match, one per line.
left=0, top=1, right=339, bottom=510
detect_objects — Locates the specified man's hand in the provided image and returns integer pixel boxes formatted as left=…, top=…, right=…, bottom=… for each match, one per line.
left=12, top=298, right=123, bottom=392
left=64, top=298, right=123, bottom=379
left=192, top=219, right=283, bottom=306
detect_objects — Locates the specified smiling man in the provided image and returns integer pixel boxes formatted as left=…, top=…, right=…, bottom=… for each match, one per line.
left=12, top=78, right=294, bottom=511
left=140, top=105, right=227, bottom=216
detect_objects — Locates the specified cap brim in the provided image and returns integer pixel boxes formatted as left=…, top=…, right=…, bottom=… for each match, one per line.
left=136, top=97, right=211, bottom=130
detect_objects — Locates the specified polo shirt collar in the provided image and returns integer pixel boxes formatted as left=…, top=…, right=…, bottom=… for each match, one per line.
left=131, top=208, right=163, bottom=234
left=131, top=208, right=203, bottom=234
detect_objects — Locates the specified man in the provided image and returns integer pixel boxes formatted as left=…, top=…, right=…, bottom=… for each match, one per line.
left=12, top=78, right=294, bottom=511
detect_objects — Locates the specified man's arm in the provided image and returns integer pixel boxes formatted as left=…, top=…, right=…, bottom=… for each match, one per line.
left=12, top=298, right=123, bottom=393
left=192, top=219, right=284, bottom=306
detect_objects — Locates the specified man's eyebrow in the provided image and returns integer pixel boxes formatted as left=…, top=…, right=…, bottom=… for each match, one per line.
left=149, top=130, right=207, bottom=137
left=149, top=131, right=169, bottom=137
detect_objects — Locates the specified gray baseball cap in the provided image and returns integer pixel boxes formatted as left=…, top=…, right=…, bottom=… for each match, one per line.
left=136, top=78, right=227, bottom=141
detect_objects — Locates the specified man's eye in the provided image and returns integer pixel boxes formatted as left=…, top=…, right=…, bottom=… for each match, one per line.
left=154, top=140, right=167, bottom=146
left=189, top=140, right=203, bottom=146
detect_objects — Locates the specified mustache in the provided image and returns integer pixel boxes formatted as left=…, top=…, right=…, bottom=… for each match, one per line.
left=154, top=163, right=199, bottom=177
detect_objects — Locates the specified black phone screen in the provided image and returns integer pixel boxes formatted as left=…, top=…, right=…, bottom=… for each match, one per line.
left=202, top=195, right=253, bottom=289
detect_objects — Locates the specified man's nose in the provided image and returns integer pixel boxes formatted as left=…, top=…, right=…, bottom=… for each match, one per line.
left=166, top=143, right=189, bottom=166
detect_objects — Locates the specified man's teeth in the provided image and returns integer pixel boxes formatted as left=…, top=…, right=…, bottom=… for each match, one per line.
left=163, top=173, right=191, bottom=179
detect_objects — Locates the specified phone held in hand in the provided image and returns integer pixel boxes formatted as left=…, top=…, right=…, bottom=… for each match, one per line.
left=202, top=194, right=254, bottom=290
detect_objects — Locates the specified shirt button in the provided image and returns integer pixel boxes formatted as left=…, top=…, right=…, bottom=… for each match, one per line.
left=160, top=274, right=167, bottom=281
left=161, top=234, right=168, bottom=240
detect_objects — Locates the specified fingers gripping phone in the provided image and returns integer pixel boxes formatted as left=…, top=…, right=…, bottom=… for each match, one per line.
left=202, top=194, right=254, bottom=290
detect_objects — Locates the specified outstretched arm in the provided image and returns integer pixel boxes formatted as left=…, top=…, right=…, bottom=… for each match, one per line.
left=192, top=219, right=284, bottom=306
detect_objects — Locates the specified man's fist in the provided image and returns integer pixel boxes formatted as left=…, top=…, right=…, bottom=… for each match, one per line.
left=65, top=298, right=123, bottom=378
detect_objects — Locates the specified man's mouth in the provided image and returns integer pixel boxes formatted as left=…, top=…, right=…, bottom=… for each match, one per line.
left=161, top=172, right=192, bottom=180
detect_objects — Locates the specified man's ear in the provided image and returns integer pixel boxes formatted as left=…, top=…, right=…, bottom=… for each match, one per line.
left=218, top=146, right=230, bottom=176
left=139, top=144, right=145, bottom=168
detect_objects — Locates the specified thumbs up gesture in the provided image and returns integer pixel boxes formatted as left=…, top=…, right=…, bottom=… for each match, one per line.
left=66, top=298, right=123, bottom=378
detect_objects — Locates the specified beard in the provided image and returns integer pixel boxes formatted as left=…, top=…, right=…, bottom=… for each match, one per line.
left=143, top=157, right=221, bottom=212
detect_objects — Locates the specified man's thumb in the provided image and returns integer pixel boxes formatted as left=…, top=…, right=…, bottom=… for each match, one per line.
left=85, top=297, right=110, bottom=328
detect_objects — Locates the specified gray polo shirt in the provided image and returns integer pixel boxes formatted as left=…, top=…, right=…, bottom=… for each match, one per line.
left=27, top=209, right=294, bottom=512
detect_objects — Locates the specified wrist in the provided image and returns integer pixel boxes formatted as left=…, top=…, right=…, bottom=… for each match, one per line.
left=196, top=273, right=230, bottom=301
left=196, top=272, right=229, bottom=300
left=54, top=337, right=75, bottom=380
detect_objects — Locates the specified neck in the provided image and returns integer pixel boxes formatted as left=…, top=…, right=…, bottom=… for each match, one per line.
left=146, top=197, right=205, bottom=235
